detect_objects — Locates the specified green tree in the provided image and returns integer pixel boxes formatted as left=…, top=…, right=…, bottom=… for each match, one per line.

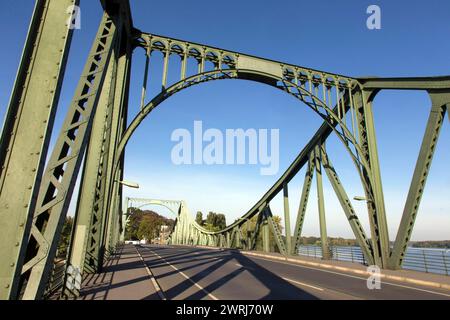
left=125, top=207, right=175, bottom=241
left=195, top=211, right=203, bottom=226
left=57, top=216, right=74, bottom=258
left=241, top=213, right=283, bottom=253
left=204, top=211, right=227, bottom=231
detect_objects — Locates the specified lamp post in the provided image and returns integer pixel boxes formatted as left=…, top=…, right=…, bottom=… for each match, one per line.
left=353, top=196, right=373, bottom=203
left=117, top=180, right=139, bottom=189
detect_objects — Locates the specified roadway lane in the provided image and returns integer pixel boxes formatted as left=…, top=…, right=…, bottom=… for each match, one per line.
left=137, top=245, right=450, bottom=300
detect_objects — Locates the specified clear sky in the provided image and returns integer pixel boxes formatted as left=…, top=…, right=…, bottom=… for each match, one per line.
left=0, top=1, right=449, bottom=241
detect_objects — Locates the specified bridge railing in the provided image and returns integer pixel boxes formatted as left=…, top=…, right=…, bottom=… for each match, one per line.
left=298, top=245, right=450, bottom=276
left=43, top=258, right=66, bottom=299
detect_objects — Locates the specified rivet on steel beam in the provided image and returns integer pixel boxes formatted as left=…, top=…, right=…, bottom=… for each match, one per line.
left=10, top=263, right=15, bottom=267
left=5, top=284, right=10, bottom=289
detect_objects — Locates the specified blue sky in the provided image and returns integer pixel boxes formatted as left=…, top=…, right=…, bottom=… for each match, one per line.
left=0, top=1, right=449, bottom=240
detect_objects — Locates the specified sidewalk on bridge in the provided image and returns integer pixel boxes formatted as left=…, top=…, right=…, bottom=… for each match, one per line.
left=192, top=245, right=450, bottom=291
left=79, top=244, right=160, bottom=300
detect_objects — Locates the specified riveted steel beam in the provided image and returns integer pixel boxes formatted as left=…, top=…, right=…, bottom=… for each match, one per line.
left=65, top=34, right=121, bottom=286
left=314, top=145, right=330, bottom=260
left=0, top=0, right=78, bottom=300
left=262, top=216, right=270, bottom=253
left=355, top=89, right=390, bottom=267
left=100, top=50, right=131, bottom=263
left=293, top=153, right=315, bottom=254
left=17, top=11, right=119, bottom=300
left=320, top=144, right=374, bottom=265
left=282, top=183, right=292, bottom=255
left=264, top=206, right=287, bottom=256
left=389, top=92, right=449, bottom=269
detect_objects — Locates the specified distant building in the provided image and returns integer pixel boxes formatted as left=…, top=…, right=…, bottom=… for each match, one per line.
left=159, top=225, right=170, bottom=245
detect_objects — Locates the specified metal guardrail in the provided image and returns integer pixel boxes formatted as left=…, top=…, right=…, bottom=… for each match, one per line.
left=43, top=258, right=66, bottom=299
left=402, top=248, right=450, bottom=275
left=298, top=245, right=450, bottom=276
left=43, top=245, right=68, bottom=299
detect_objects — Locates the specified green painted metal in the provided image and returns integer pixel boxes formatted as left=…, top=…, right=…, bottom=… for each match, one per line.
left=293, top=153, right=315, bottom=254
left=314, top=145, right=330, bottom=260
left=2, top=0, right=450, bottom=300
left=389, top=92, right=449, bottom=269
left=320, top=144, right=374, bottom=265
left=19, top=12, right=118, bottom=300
left=357, top=89, right=390, bottom=267
left=265, top=207, right=287, bottom=256
left=100, top=34, right=132, bottom=259
left=262, top=217, right=270, bottom=253
left=110, top=30, right=449, bottom=271
left=282, top=183, right=292, bottom=255
left=65, top=31, right=120, bottom=283
left=0, top=0, right=78, bottom=300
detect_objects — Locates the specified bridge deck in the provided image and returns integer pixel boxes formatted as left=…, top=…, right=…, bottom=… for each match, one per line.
left=79, top=245, right=159, bottom=300
left=78, top=244, right=450, bottom=300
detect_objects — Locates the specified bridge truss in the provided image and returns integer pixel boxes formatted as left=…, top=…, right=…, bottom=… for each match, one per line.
left=0, top=0, right=448, bottom=300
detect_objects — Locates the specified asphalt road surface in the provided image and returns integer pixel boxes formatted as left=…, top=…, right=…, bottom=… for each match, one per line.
left=134, top=244, right=450, bottom=300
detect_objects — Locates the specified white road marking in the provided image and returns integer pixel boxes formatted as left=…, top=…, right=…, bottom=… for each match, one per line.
left=281, top=277, right=324, bottom=291
left=249, top=255, right=450, bottom=298
left=143, top=246, right=219, bottom=300
left=134, top=246, right=167, bottom=300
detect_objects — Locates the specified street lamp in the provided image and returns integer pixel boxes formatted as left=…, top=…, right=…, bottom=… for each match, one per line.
left=353, top=196, right=374, bottom=203
left=117, top=180, right=140, bottom=189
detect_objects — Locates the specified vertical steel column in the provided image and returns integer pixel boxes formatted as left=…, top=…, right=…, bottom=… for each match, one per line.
left=235, top=228, right=241, bottom=249
left=283, top=183, right=292, bottom=255
left=314, top=145, right=330, bottom=260
left=66, top=33, right=120, bottom=282
left=262, top=216, right=270, bottom=253
left=140, top=44, right=150, bottom=110
left=293, top=153, right=315, bottom=254
left=181, top=46, right=188, bottom=80
left=0, top=0, right=78, bottom=300
left=98, top=36, right=131, bottom=265
left=390, top=93, right=449, bottom=269
left=105, top=160, right=124, bottom=255
left=359, top=89, right=390, bottom=267
left=161, top=49, right=169, bottom=90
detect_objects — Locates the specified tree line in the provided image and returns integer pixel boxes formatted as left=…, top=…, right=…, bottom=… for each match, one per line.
left=125, top=207, right=175, bottom=242
left=195, top=211, right=227, bottom=231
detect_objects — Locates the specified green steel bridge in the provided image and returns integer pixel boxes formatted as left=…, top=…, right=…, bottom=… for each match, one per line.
left=0, top=0, right=449, bottom=300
